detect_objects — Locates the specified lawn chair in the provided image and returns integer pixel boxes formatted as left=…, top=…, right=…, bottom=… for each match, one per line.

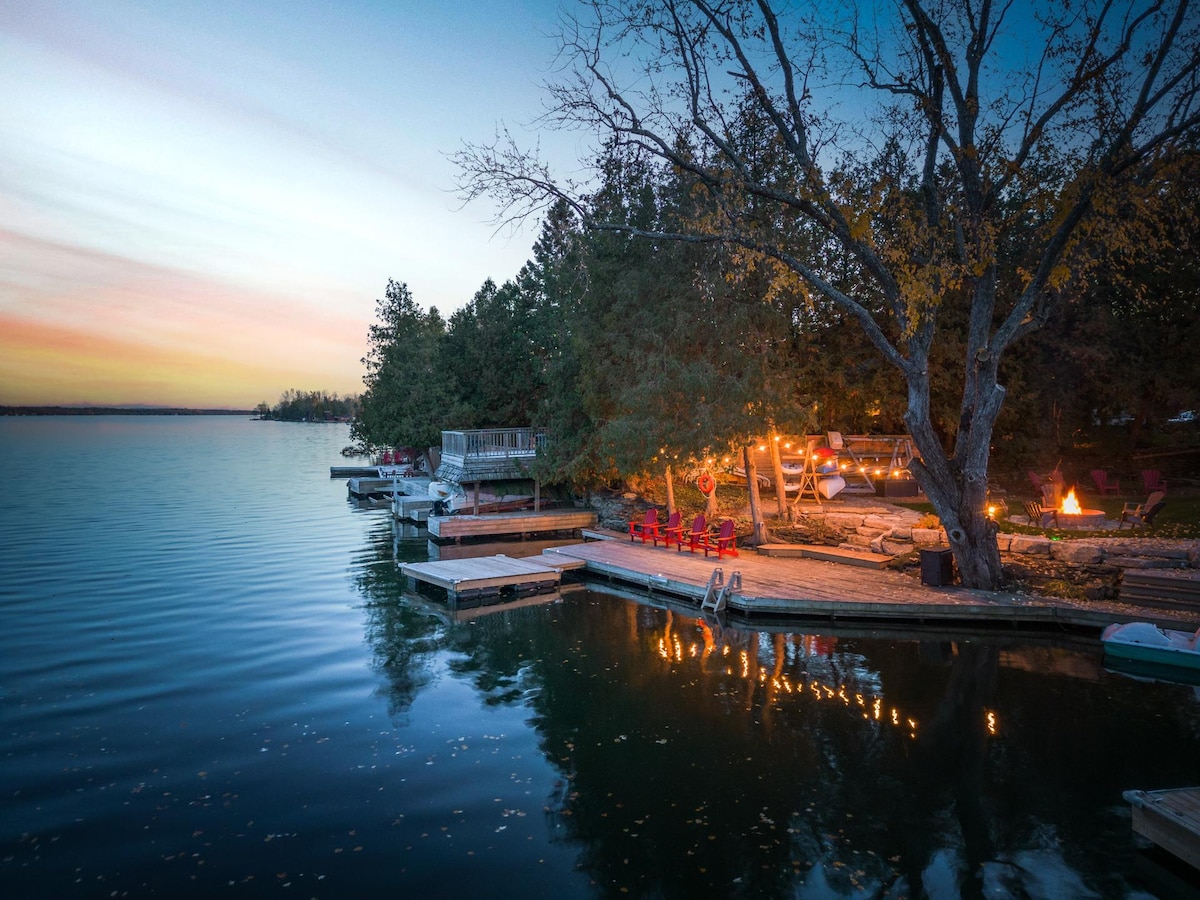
left=1141, top=469, right=1167, bottom=494
left=677, top=513, right=708, bottom=553
left=653, top=510, right=681, bottom=548
left=1090, top=469, right=1120, bottom=495
left=628, top=508, right=658, bottom=543
left=1119, top=491, right=1165, bottom=530
left=1024, top=499, right=1058, bottom=528
left=700, top=519, right=739, bottom=559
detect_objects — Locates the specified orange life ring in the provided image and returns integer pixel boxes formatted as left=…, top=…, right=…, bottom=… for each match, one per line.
left=697, top=472, right=715, bottom=494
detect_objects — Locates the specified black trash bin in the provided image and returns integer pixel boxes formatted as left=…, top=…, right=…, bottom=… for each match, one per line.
left=919, top=548, right=955, bottom=586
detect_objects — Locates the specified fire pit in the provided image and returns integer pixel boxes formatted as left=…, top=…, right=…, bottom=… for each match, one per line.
left=1058, top=488, right=1107, bottom=528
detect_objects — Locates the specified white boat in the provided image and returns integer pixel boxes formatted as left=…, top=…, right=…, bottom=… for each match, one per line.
left=1101, top=622, right=1200, bottom=673
left=428, top=481, right=459, bottom=501
left=818, top=475, right=846, bottom=499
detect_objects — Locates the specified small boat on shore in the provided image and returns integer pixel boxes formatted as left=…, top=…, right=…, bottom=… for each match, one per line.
left=1101, top=622, right=1200, bottom=675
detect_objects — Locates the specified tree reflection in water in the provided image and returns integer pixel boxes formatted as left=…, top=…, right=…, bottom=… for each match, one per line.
left=356, top=547, right=1200, bottom=898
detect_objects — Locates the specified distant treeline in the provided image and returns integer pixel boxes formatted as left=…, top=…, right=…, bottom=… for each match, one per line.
left=2, top=406, right=253, bottom=416
left=257, top=390, right=360, bottom=423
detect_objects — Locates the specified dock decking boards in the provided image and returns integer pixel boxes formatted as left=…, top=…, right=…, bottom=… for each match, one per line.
left=544, top=540, right=1196, bottom=629
left=1126, top=787, right=1200, bottom=872
left=400, top=554, right=561, bottom=601
left=331, top=465, right=383, bottom=478
left=428, top=510, right=597, bottom=540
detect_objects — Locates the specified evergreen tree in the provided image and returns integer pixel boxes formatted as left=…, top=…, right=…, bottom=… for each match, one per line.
left=353, top=280, right=454, bottom=459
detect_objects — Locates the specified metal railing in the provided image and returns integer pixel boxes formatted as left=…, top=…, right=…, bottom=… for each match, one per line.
left=440, top=428, right=547, bottom=463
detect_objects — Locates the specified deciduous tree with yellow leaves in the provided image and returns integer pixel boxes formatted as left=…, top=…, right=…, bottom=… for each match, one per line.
left=458, top=0, right=1200, bottom=589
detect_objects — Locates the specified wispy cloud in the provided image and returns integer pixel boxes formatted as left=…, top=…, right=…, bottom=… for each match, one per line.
left=0, top=0, right=562, bottom=406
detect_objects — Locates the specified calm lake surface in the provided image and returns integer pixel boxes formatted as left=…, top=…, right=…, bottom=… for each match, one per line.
left=2, top=416, right=1199, bottom=899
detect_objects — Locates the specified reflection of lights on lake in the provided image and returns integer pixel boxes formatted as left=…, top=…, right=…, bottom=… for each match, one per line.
left=644, top=622, right=1017, bottom=740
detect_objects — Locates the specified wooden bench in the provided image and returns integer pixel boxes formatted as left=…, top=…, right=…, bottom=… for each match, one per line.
left=756, top=543, right=892, bottom=570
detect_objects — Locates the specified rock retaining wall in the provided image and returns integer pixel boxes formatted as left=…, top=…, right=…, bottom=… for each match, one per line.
left=796, top=506, right=1200, bottom=570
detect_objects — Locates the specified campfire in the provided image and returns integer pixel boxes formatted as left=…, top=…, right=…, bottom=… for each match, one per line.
left=1061, top=487, right=1083, bottom=515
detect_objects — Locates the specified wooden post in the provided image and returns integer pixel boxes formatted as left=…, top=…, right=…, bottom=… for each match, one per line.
left=534, top=478, right=541, bottom=512
left=473, top=481, right=480, bottom=516
left=744, top=446, right=766, bottom=545
left=665, top=464, right=676, bottom=515
left=768, top=429, right=787, bottom=517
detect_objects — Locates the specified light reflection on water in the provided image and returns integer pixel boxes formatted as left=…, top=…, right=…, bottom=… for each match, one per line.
left=1, top=416, right=1198, bottom=898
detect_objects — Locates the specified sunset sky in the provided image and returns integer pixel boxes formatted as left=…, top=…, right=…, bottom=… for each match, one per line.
left=0, top=0, right=575, bottom=408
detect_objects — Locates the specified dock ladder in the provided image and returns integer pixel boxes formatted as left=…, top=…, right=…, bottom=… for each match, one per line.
left=700, top=568, right=742, bottom=614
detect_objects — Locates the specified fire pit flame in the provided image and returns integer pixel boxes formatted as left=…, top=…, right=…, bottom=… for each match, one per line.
left=1061, top=488, right=1083, bottom=516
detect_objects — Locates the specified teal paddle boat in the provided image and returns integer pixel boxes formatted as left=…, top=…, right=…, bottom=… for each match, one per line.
left=1102, top=622, right=1200, bottom=677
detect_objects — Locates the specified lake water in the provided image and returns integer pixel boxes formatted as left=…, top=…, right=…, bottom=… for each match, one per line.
left=2, top=416, right=1198, bottom=899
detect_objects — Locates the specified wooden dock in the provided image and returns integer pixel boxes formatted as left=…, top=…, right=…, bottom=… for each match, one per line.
left=331, top=465, right=382, bottom=478
left=428, top=509, right=597, bottom=541
left=393, top=495, right=433, bottom=523
left=400, top=554, right=563, bottom=601
left=347, top=476, right=410, bottom=497
left=429, top=537, right=583, bottom=561
left=540, top=539, right=1198, bottom=630
left=1125, top=787, right=1200, bottom=872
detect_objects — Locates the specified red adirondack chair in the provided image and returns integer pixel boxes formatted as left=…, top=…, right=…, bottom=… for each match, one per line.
left=1090, top=469, right=1120, bottom=495
left=1141, top=469, right=1167, bottom=493
left=700, top=519, right=739, bottom=559
left=653, top=510, right=682, bottom=548
left=677, top=513, right=708, bottom=553
left=628, top=508, right=658, bottom=543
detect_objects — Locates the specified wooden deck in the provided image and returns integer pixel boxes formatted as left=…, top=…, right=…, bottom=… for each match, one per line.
left=428, top=509, right=597, bottom=541
left=542, top=539, right=1196, bottom=630
left=400, top=554, right=561, bottom=601
left=1125, top=787, right=1200, bottom=872
left=434, top=427, right=545, bottom=482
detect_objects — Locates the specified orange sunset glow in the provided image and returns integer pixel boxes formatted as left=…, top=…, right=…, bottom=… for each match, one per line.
left=0, top=1, right=558, bottom=408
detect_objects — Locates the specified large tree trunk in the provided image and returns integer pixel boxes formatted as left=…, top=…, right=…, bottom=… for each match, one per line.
left=768, top=429, right=787, bottom=517
left=665, top=463, right=676, bottom=515
left=743, top=446, right=766, bottom=545
left=905, top=367, right=1006, bottom=590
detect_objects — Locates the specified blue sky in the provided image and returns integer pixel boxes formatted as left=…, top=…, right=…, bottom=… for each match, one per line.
left=0, top=0, right=576, bottom=406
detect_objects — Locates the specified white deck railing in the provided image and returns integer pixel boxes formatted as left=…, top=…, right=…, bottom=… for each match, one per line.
left=439, top=428, right=546, bottom=465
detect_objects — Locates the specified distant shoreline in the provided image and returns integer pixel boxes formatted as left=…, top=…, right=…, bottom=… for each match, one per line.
left=1, top=406, right=255, bottom=417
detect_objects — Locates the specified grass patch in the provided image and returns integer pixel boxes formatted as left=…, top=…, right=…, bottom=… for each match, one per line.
left=895, top=496, right=1200, bottom=539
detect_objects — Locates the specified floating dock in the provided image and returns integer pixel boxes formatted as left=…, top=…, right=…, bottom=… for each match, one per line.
left=428, top=509, right=597, bottom=541
left=400, top=553, right=574, bottom=601
left=394, top=495, right=434, bottom=523
left=1125, top=787, right=1200, bottom=872
left=331, top=465, right=383, bottom=478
